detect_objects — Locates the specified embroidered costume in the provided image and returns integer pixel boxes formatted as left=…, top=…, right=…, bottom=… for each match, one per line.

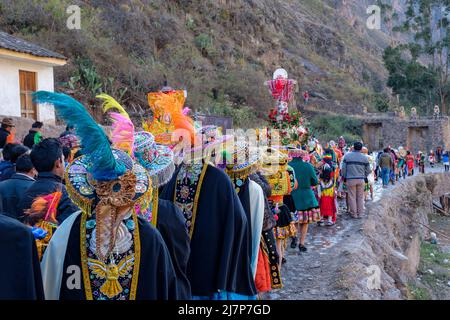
left=260, top=148, right=296, bottom=239
left=222, top=140, right=265, bottom=278
left=289, top=157, right=321, bottom=224
left=160, top=126, right=257, bottom=300
left=34, top=92, right=178, bottom=300
left=25, top=192, right=62, bottom=260
left=318, top=165, right=337, bottom=225
left=98, top=94, right=191, bottom=299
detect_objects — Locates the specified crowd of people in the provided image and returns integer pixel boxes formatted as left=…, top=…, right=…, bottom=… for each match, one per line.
left=0, top=89, right=446, bottom=301
left=374, top=146, right=449, bottom=187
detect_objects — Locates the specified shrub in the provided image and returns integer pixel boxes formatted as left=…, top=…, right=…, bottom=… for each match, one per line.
left=309, top=115, right=363, bottom=143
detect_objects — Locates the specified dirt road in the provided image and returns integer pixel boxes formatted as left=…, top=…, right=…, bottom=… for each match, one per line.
left=267, top=166, right=446, bottom=300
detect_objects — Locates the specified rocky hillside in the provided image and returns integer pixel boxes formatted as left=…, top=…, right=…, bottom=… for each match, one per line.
left=0, top=0, right=404, bottom=127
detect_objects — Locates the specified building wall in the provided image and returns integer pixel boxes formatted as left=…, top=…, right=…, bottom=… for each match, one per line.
left=4, top=115, right=64, bottom=143
left=0, top=57, right=56, bottom=124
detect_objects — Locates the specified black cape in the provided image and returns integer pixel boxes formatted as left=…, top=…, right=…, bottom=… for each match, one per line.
left=156, top=199, right=192, bottom=299
left=0, top=214, right=44, bottom=300
left=161, top=164, right=257, bottom=297
left=59, top=214, right=179, bottom=300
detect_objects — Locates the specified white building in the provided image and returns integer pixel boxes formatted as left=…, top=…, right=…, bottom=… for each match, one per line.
left=0, top=31, right=67, bottom=124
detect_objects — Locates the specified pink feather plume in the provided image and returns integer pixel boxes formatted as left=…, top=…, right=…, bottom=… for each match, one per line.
left=109, top=112, right=135, bottom=155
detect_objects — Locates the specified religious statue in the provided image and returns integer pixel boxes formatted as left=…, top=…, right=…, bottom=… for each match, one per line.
left=433, top=105, right=440, bottom=120
left=399, top=106, right=406, bottom=119
left=410, top=107, right=418, bottom=120
left=265, top=68, right=297, bottom=115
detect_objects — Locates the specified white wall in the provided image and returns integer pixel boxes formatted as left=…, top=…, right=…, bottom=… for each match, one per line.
left=0, top=57, right=56, bottom=124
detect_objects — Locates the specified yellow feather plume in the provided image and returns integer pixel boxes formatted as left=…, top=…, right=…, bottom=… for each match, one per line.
left=97, top=93, right=130, bottom=119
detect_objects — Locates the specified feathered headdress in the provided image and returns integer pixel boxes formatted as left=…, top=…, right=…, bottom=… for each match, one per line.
left=97, top=94, right=135, bottom=155
left=33, top=91, right=126, bottom=181
left=25, top=192, right=62, bottom=225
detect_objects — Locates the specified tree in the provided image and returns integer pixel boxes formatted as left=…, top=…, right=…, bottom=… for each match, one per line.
left=383, top=46, right=439, bottom=113
left=401, top=0, right=450, bottom=114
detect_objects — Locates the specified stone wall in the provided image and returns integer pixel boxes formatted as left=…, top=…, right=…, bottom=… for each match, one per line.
left=337, top=173, right=450, bottom=300
left=363, top=117, right=450, bottom=152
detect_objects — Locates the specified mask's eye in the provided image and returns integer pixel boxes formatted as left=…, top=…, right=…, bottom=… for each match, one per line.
left=113, top=183, right=122, bottom=192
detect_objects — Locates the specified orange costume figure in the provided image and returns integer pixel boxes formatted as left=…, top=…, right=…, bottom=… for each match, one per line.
left=406, top=152, right=415, bottom=176
left=144, top=90, right=196, bottom=148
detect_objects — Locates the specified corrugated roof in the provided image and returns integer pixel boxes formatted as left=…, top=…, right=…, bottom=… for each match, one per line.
left=0, top=31, right=66, bottom=60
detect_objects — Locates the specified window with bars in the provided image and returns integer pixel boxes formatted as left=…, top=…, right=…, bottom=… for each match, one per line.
left=19, top=70, right=38, bottom=120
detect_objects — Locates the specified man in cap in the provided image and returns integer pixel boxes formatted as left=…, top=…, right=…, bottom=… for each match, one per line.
left=0, top=118, right=15, bottom=149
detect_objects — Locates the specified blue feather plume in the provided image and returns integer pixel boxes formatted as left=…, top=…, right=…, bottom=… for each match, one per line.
left=33, top=91, right=126, bottom=181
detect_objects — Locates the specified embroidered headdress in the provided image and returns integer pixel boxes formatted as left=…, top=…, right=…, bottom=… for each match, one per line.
left=175, top=125, right=232, bottom=164
left=222, top=140, right=261, bottom=180
left=33, top=91, right=151, bottom=262
left=97, top=94, right=175, bottom=188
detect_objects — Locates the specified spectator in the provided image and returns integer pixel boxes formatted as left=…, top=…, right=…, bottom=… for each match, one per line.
left=388, top=147, right=397, bottom=185
left=0, top=154, right=36, bottom=219
left=23, top=121, right=44, bottom=149
left=59, top=125, right=75, bottom=138
left=436, top=146, right=443, bottom=163
left=341, top=141, right=371, bottom=219
left=19, top=138, right=78, bottom=224
left=379, top=148, right=393, bottom=188
left=417, top=151, right=426, bottom=174
left=0, top=144, right=29, bottom=181
left=62, top=146, right=71, bottom=168
left=443, top=151, right=450, bottom=172
left=0, top=118, right=15, bottom=149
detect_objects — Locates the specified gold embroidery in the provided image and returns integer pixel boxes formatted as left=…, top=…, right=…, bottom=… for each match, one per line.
left=87, top=255, right=134, bottom=298
left=81, top=211, right=141, bottom=300
left=173, top=162, right=208, bottom=239
left=130, top=210, right=140, bottom=300
left=80, top=213, right=93, bottom=300
left=151, top=188, right=159, bottom=227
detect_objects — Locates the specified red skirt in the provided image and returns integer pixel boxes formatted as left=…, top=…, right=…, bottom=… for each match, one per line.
left=255, top=247, right=272, bottom=293
left=319, top=195, right=337, bottom=222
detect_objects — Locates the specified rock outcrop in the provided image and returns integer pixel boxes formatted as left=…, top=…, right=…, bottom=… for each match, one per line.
left=337, top=174, right=450, bottom=299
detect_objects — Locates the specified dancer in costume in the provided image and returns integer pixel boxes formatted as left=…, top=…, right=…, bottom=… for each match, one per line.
left=222, top=140, right=265, bottom=278
left=24, top=191, right=62, bottom=261
left=284, top=164, right=299, bottom=249
left=160, top=125, right=257, bottom=300
left=249, top=171, right=282, bottom=294
left=35, top=92, right=179, bottom=300
left=318, top=163, right=337, bottom=226
left=288, top=147, right=320, bottom=252
left=260, top=147, right=296, bottom=266
left=98, top=94, right=192, bottom=298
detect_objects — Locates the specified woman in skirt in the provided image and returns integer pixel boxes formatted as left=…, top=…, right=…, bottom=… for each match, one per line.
left=288, top=148, right=320, bottom=252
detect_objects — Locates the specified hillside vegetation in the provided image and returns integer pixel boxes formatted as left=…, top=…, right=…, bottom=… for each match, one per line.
left=0, top=0, right=397, bottom=127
